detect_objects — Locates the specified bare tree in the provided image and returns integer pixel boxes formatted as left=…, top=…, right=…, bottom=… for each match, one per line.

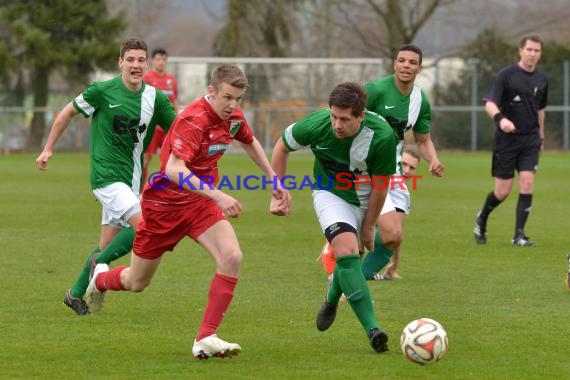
left=323, top=0, right=456, bottom=59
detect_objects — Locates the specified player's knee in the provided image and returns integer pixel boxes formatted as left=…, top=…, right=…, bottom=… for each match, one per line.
left=495, top=189, right=510, bottom=201
left=380, top=225, right=403, bottom=248
left=222, top=249, right=243, bottom=270
left=126, top=278, right=151, bottom=293
left=519, top=179, right=534, bottom=193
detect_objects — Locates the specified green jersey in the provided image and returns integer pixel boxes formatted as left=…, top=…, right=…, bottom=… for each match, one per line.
left=73, top=76, right=176, bottom=193
left=365, top=75, right=431, bottom=174
left=282, top=108, right=396, bottom=208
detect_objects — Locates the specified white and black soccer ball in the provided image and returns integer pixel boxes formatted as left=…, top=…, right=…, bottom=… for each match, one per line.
left=400, top=317, right=448, bottom=365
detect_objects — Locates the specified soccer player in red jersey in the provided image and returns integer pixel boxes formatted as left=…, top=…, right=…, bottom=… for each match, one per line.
left=86, top=64, right=291, bottom=359
left=142, top=48, right=178, bottom=180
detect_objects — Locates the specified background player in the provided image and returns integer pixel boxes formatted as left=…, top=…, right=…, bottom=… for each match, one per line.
left=473, top=35, right=547, bottom=247
left=320, top=144, right=421, bottom=280
left=35, top=38, right=176, bottom=316
left=319, top=44, right=443, bottom=281
left=143, top=47, right=178, bottom=180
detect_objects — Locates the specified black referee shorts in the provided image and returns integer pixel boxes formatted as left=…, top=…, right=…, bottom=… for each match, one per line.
left=491, top=132, right=541, bottom=179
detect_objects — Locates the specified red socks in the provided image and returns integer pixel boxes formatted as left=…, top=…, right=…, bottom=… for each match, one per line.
left=96, top=266, right=127, bottom=291
left=196, top=273, right=238, bottom=341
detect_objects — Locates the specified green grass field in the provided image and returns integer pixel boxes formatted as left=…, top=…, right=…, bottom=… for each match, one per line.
left=1, top=151, right=569, bottom=379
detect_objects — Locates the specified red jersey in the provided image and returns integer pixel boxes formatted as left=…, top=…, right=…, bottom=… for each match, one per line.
left=143, top=70, right=178, bottom=104
left=142, top=96, right=254, bottom=210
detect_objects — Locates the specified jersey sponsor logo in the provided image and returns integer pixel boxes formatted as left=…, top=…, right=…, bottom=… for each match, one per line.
left=229, top=121, right=242, bottom=136
left=384, top=105, right=396, bottom=109
left=109, top=103, right=122, bottom=108
left=112, top=115, right=146, bottom=144
left=208, top=143, right=229, bottom=155
left=173, top=138, right=183, bottom=150
left=315, top=144, right=329, bottom=150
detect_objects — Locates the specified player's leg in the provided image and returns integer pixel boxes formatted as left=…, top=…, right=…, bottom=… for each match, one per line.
left=193, top=214, right=242, bottom=359
left=361, top=195, right=401, bottom=280
left=383, top=210, right=406, bottom=279
left=475, top=137, right=516, bottom=244
left=93, top=205, right=141, bottom=267
left=361, top=226, right=393, bottom=280
left=65, top=184, right=141, bottom=315
left=513, top=170, right=535, bottom=245
left=327, top=231, right=388, bottom=352
left=67, top=223, right=120, bottom=296
left=320, top=241, right=336, bottom=276
left=512, top=136, right=539, bottom=246
left=85, top=206, right=182, bottom=310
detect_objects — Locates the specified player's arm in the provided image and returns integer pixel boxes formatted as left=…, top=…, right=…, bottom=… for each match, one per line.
left=538, top=108, right=545, bottom=151
left=413, top=132, right=444, bottom=177
left=35, top=102, right=80, bottom=171
left=270, top=137, right=290, bottom=179
left=485, top=100, right=516, bottom=134
left=165, top=153, right=242, bottom=217
left=254, top=136, right=291, bottom=216
left=361, top=187, right=388, bottom=252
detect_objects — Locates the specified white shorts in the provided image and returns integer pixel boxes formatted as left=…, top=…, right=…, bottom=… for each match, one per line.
left=380, top=190, right=396, bottom=215
left=388, top=187, right=411, bottom=215
left=92, top=182, right=141, bottom=228
left=313, top=190, right=364, bottom=234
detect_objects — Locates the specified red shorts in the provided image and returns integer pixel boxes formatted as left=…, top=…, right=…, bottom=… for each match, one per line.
left=133, top=199, right=226, bottom=259
left=146, top=127, right=167, bottom=155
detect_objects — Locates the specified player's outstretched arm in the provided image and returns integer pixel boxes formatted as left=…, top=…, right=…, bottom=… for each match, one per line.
left=35, top=102, right=79, bottom=171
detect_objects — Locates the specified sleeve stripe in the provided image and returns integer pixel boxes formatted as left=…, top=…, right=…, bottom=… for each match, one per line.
left=74, top=94, right=95, bottom=118
left=283, top=123, right=303, bottom=151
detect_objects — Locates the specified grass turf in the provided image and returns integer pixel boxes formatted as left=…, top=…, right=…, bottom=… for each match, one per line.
left=1, top=151, right=569, bottom=379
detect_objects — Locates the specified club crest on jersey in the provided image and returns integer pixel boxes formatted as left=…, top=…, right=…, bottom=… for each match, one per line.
left=229, top=120, right=242, bottom=136
left=208, top=143, right=229, bottom=155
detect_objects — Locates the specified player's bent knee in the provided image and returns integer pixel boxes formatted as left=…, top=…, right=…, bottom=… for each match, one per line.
left=126, top=278, right=151, bottom=293
left=380, top=226, right=403, bottom=247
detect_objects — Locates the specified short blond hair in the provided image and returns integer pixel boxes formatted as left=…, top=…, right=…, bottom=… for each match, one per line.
left=210, top=64, right=249, bottom=90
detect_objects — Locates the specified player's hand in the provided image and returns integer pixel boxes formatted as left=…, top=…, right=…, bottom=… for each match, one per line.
left=215, top=192, right=242, bottom=218
left=429, top=159, right=444, bottom=177
left=270, top=188, right=291, bottom=216
left=360, top=224, right=375, bottom=252
left=35, top=150, right=52, bottom=171
left=499, top=118, right=517, bottom=134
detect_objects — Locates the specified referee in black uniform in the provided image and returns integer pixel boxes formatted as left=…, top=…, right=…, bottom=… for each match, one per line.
left=474, top=35, right=548, bottom=246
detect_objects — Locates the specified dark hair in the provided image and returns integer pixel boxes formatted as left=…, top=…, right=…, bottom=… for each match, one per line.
left=520, top=34, right=543, bottom=49
left=328, top=82, right=367, bottom=117
left=120, top=38, right=148, bottom=59
left=397, top=44, right=423, bottom=65
left=404, top=144, right=421, bottom=162
left=210, top=64, right=249, bottom=90
left=151, top=48, right=168, bottom=58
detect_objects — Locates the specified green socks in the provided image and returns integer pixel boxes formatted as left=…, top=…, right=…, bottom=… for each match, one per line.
left=69, top=227, right=134, bottom=298
left=334, top=254, right=379, bottom=332
left=361, top=228, right=394, bottom=280
left=69, top=247, right=100, bottom=298
left=95, top=227, right=135, bottom=264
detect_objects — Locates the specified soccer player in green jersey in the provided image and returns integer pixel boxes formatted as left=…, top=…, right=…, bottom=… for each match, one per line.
left=35, top=38, right=176, bottom=316
left=271, top=82, right=396, bottom=353
left=359, top=44, right=444, bottom=280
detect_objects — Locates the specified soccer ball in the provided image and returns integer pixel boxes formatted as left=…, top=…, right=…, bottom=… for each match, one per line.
left=400, top=318, right=448, bottom=365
